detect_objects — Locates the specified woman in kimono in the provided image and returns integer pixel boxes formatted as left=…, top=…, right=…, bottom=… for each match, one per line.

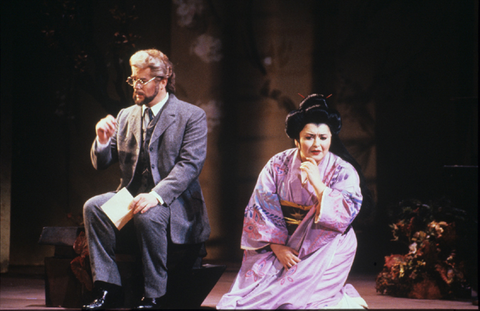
left=217, top=94, right=370, bottom=309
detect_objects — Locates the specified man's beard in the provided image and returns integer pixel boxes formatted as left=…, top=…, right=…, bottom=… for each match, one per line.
left=134, top=85, right=159, bottom=106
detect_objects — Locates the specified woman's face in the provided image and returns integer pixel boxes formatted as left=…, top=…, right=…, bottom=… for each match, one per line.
left=295, top=123, right=332, bottom=164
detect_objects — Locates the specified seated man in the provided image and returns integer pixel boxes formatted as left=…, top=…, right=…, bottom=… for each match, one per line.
left=82, top=49, right=210, bottom=310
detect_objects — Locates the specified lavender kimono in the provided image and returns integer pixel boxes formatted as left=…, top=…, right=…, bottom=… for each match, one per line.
left=217, top=149, right=368, bottom=309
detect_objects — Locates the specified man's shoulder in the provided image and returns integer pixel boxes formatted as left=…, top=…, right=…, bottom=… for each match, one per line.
left=117, top=104, right=140, bottom=119
left=169, top=94, right=205, bottom=115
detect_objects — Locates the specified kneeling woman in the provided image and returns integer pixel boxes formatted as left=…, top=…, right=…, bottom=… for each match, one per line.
left=217, top=94, right=370, bottom=309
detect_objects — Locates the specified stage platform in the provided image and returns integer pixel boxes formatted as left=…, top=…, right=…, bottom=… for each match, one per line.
left=1, top=263, right=477, bottom=310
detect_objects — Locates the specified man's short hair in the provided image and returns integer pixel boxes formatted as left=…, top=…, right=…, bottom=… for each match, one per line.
left=130, top=49, right=176, bottom=93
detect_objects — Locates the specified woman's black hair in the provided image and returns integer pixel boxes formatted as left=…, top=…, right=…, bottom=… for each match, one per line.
left=285, top=94, right=341, bottom=139
left=285, top=94, right=373, bottom=218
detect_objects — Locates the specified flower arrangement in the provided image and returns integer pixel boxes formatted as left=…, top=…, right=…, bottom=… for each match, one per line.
left=375, top=198, right=470, bottom=299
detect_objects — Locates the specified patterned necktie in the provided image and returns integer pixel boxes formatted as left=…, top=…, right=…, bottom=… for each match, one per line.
left=137, top=107, right=155, bottom=194
left=143, top=107, right=154, bottom=142
left=144, top=107, right=153, bottom=126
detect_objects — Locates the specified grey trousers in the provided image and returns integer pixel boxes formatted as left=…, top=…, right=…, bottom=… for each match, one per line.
left=83, top=192, right=170, bottom=298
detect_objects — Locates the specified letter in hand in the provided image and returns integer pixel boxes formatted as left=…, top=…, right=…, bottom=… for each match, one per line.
left=270, top=244, right=301, bottom=270
left=96, top=115, right=117, bottom=145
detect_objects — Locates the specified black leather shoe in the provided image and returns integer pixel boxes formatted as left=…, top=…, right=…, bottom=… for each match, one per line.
left=135, top=297, right=162, bottom=309
left=82, top=282, right=124, bottom=310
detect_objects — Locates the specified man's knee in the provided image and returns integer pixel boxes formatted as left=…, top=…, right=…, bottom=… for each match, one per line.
left=83, top=193, right=113, bottom=220
left=133, top=205, right=169, bottom=231
left=83, top=197, right=99, bottom=221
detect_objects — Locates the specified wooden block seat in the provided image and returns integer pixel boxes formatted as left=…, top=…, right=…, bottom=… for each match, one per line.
left=39, top=226, right=226, bottom=308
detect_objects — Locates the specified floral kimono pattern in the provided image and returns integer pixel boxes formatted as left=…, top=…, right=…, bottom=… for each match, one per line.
left=217, top=149, right=368, bottom=309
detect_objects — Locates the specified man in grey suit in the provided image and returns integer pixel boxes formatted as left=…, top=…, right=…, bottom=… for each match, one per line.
left=82, top=49, right=210, bottom=310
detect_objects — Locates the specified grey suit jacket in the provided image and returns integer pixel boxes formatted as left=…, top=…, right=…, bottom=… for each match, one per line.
left=91, top=94, right=210, bottom=244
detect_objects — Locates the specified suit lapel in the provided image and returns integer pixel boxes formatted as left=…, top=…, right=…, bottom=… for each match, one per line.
left=130, top=105, right=142, bottom=149
left=150, top=95, right=177, bottom=145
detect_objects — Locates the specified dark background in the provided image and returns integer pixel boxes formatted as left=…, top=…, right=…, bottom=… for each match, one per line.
left=1, top=0, right=477, bottom=277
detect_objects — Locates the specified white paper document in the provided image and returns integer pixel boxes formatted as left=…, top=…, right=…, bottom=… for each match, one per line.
left=101, top=187, right=134, bottom=230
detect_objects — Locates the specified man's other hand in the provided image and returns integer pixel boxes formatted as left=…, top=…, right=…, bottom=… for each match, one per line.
left=96, top=115, right=117, bottom=145
left=129, top=193, right=159, bottom=214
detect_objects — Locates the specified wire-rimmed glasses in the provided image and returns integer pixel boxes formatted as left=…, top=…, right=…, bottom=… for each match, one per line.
left=126, top=76, right=162, bottom=87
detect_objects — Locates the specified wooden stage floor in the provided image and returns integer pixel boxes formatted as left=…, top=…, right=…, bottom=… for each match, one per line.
left=1, top=263, right=477, bottom=310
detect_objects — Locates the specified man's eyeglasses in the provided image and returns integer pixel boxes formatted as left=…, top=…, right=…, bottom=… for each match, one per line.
left=126, top=76, right=162, bottom=87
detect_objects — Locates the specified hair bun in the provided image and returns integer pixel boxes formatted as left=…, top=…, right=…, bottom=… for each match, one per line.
left=285, top=93, right=342, bottom=139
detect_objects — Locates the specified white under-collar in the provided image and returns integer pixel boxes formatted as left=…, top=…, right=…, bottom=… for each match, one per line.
left=142, top=92, right=169, bottom=117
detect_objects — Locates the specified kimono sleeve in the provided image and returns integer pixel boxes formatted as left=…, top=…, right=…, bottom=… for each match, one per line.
left=241, top=157, right=289, bottom=250
left=315, top=163, right=362, bottom=233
